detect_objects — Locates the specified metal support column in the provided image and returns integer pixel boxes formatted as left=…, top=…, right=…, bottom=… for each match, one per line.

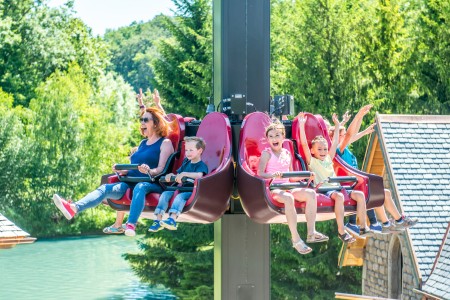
left=214, top=215, right=270, bottom=300
left=213, top=0, right=271, bottom=298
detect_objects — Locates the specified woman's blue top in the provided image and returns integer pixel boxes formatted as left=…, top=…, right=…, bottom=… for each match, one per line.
left=128, top=137, right=164, bottom=177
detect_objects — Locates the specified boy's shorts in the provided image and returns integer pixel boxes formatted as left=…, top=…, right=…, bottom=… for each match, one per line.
left=326, top=189, right=352, bottom=198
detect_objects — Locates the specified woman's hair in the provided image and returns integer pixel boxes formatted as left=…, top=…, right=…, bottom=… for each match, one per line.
left=140, top=107, right=171, bottom=137
left=311, top=135, right=328, bottom=147
left=265, top=119, right=285, bottom=137
left=184, top=136, right=206, bottom=151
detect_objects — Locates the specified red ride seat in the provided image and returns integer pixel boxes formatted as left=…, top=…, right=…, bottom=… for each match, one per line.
left=166, top=112, right=234, bottom=223
left=237, top=112, right=320, bottom=223
left=291, top=113, right=385, bottom=211
left=104, top=114, right=186, bottom=217
left=237, top=112, right=383, bottom=224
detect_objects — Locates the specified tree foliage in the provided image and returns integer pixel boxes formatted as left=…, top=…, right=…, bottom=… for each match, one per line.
left=1, top=0, right=450, bottom=297
left=103, top=15, right=171, bottom=93
left=124, top=223, right=214, bottom=299
left=151, top=0, right=213, bottom=118
left=0, top=0, right=108, bottom=106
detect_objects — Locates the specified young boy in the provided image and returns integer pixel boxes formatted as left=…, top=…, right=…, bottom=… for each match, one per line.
left=331, top=105, right=418, bottom=234
left=298, top=113, right=373, bottom=243
left=146, top=136, right=208, bottom=233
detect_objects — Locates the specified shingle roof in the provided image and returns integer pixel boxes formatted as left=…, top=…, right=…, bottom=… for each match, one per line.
left=0, top=213, right=35, bottom=248
left=377, top=115, right=450, bottom=281
left=421, top=223, right=450, bottom=299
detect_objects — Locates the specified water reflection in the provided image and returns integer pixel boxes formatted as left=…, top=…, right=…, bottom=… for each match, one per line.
left=0, top=235, right=175, bottom=300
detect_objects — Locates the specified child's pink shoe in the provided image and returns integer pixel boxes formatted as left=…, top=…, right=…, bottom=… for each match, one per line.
left=52, top=194, right=76, bottom=220
left=124, top=223, right=136, bottom=237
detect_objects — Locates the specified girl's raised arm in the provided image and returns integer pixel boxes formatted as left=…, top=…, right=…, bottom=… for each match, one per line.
left=329, top=113, right=340, bottom=159
left=297, top=113, right=312, bottom=165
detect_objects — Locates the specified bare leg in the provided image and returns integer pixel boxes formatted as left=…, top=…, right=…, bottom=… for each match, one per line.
left=374, top=206, right=389, bottom=223
left=332, top=192, right=346, bottom=235
left=351, top=191, right=368, bottom=228
left=291, top=188, right=317, bottom=236
left=382, top=189, right=402, bottom=220
left=273, top=190, right=301, bottom=242
left=113, top=211, right=125, bottom=227
left=273, top=190, right=312, bottom=254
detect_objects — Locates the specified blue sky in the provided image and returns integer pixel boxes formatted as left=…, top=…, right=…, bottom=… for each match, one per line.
left=48, top=0, right=176, bottom=36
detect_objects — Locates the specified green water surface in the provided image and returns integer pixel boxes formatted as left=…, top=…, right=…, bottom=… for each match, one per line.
left=0, top=235, right=175, bottom=300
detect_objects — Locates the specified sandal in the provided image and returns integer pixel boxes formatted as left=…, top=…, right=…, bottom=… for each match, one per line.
left=103, top=224, right=125, bottom=234
left=338, top=231, right=356, bottom=244
left=306, top=231, right=329, bottom=243
left=292, top=239, right=312, bottom=255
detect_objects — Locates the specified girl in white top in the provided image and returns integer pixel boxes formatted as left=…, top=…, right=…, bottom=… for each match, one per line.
left=258, top=121, right=328, bottom=255
left=298, top=113, right=372, bottom=243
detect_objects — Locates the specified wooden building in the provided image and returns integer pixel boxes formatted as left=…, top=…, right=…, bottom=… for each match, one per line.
left=0, top=213, right=36, bottom=249
left=340, top=114, right=450, bottom=299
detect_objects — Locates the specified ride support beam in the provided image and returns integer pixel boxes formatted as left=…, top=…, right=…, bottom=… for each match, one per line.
left=213, top=0, right=270, bottom=114
left=213, top=0, right=271, bottom=298
left=214, top=215, right=270, bottom=300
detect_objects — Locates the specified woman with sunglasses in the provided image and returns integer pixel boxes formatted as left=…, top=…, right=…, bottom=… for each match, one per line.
left=52, top=102, right=175, bottom=237
left=102, top=88, right=168, bottom=234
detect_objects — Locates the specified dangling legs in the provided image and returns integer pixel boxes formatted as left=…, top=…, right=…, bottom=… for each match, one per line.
left=273, top=189, right=312, bottom=254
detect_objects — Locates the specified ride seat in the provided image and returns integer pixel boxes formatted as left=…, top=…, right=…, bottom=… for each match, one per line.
left=292, top=113, right=372, bottom=210
left=105, top=114, right=186, bottom=211
left=164, top=112, right=233, bottom=223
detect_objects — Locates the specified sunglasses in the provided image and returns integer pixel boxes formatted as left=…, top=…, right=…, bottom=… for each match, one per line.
left=140, top=117, right=153, bottom=123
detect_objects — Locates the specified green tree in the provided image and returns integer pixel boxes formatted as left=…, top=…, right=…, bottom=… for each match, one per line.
left=271, top=223, right=361, bottom=299
left=0, top=88, right=28, bottom=216
left=103, top=15, right=170, bottom=92
left=6, top=64, right=136, bottom=236
left=271, top=0, right=365, bottom=118
left=125, top=223, right=214, bottom=299
left=0, top=1, right=108, bottom=106
left=151, top=0, right=213, bottom=118
left=412, top=0, right=450, bottom=113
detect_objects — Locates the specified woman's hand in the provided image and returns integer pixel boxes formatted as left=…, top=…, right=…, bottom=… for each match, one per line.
left=153, top=89, right=160, bottom=106
left=137, top=88, right=145, bottom=106
left=112, top=164, right=128, bottom=175
left=138, top=164, right=151, bottom=175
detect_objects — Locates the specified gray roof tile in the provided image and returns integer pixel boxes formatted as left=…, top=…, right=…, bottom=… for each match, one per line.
left=422, top=225, right=450, bottom=300
left=379, top=116, right=450, bottom=282
left=0, top=213, right=30, bottom=239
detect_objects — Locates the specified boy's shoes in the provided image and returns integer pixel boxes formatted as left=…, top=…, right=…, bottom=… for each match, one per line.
left=359, top=227, right=374, bottom=238
left=52, top=194, right=76, bottom=220
left=338, top=231, right=356, bottom=244
left=344, top=223, right=360, bottom=236
left=382, top=221, right=404, bottom=234
left=394, top=215, right=418, bottom=229
left=369, top=222, right=382, bottom=233
left=370, top=222, right=389, bottom=235
left=161, top=217, right=177, bottom=230
left=124, top=223, right=136, bottom=237
left=148, top=220, right=164, bottom=232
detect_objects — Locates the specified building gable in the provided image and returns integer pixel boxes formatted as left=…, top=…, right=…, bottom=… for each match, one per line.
left=374, top=114, right=450, bottom=281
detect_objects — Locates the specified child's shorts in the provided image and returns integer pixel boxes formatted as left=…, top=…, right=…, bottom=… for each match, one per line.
left=326, top=189, right=352, bottom=199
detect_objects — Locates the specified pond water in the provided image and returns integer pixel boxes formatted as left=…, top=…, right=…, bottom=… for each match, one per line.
left=0, top=235, right=176, bottom=300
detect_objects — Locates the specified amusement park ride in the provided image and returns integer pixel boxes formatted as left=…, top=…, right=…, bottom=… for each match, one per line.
left=102, top=0, right=385, bottom=299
